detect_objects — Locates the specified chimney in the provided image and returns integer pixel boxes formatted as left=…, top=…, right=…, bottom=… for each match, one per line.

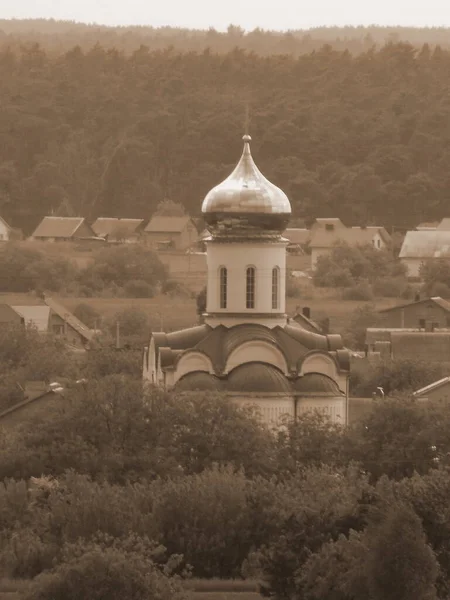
left=302, top=306, right=311, bottom=319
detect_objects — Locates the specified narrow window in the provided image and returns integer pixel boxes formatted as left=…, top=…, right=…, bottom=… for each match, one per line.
left=219, top=267, right=227, bottom=309
left=272, top=267, right=279, bottom=309
left=246, top=266, right=255, bottom=309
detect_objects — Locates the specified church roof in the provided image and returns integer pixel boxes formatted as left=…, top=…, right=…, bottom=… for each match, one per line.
left=292, top=373, right=342, bottom=395
left=227, top=362, right=293, bottom=393
left=175, top=371, right=224, bottom=392
left=152, top=322, right=349, bottom=376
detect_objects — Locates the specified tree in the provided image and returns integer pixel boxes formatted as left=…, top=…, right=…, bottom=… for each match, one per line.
left=366, top=504, right=438, bottom=600
left=154, top=198, right=186, bottom=216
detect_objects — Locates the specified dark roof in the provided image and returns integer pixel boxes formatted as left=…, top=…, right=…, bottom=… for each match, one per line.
left=391, top=331, right=450, bottom=361
left=228, top=362, right=292, bottom=393
left=175, top=372, right=224, bottom=392
left=91, top=218, right=144, bottom=237
left=151, top=322, right=349, bottom=376
left=292, top=373, right=343, bottom=395
left=292, top=312, right=322, bottom=334
left=31, top=217, right=91, bottom=239
left=378, top=296, right=450, bottom=315
left=144, top=216, right=194, bottom=233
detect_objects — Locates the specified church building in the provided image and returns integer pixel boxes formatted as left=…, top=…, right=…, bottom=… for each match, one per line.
left=143, top=135, right=350, bottom=425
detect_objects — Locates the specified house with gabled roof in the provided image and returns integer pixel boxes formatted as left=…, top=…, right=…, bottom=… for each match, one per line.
left=144, top=215, right=198, bottom=250
left=91, top=218, right=145, bottom=243
left=400, top=225, right=450, bottom=278
left=43, top=296, right=95, bottom=348
left=30, top=217, right=95, bottom=242
left=0, top=297, right=94, bottom=349
left=283, top=228, right=310, bottom=253
left=378, top=296, right=450, bottom=330
left=309, top=218, right=391, bottom=270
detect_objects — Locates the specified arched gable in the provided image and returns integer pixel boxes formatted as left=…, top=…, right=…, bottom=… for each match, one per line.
left=299, top=350, right=339, bottom=381
left=174, top=350, right=215, bottom=383
left=224, top=340, right=288, bottom=375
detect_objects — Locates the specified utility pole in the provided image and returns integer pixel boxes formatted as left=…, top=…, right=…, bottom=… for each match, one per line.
left=115, top=320, right=120, bottom=349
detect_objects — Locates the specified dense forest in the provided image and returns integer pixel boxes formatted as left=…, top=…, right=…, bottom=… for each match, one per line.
left=2, top=23, right=450, bottom=232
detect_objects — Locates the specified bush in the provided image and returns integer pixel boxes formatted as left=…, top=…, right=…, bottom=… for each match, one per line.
left=124, top=279, right=155, bottom=298
left=24, top=544, right=186, bottom=600
left=342, top=281, right=374, bottom=300
left=429, top=281, right=450, bottom=299
left=373, top=276, right=408, bottom=297
left=314, top=244, right=405, bottom=288
left=80, top=245, right=167, bottom=291
left=72, top=303, right=101, bottom=329
left=108, top=307, right=149, bottom=338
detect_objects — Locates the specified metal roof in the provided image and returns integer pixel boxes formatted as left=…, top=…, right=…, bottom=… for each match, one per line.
left=91, top=218, right=144, bottom=238
left=310, top=225, right=390, bottom=249
left=413, top=376, right=450, bottom=397
left=12, top=306, right=51, bottom=331
left=44, top=296, right=94, bottom=341
left=399, top=230, right=450, bottom=259
left=144, top=215, right=193, bottom=233
left=31, top=217, right=89, bottom=239
left=378, top=296, right=450, bottom=315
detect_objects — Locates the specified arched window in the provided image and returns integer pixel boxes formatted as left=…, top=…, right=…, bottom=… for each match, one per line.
left=219, top=266, right=227, bottom=309
left=246, top=266, right=255, bottom=309
left=272, top=266, right=279, bottom=309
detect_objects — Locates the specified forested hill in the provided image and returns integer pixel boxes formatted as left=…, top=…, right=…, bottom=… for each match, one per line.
left=2, top=20, right=450, bottom=55
left=1, top=41, right=450, bottom=233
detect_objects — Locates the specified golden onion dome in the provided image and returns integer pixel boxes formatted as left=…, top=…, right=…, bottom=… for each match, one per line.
left=201, top=135, right=291, bottom=238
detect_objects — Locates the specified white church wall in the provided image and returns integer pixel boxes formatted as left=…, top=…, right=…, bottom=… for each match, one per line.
left=230, top=393, right=295, bottom=426
left=300, top=353, right=339, bottom=381
left=296, top=396, right=346, bottom=425
left=206, top=240, right=287, bottom=315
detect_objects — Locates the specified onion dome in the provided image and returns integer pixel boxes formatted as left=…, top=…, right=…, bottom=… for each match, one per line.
left=202, top=135, right=291, bottom=238
left=228, top=362, right=292, bottom=393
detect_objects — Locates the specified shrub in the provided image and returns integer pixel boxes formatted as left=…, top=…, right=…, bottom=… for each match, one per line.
left=429, top=281, right=450, bottom=299
left=373, top=276, right=408, bottom=297
left=24, top=545, right=186, bottom=600
left=342, top=281, right=374, bottom=301
left=124, top=279, right=155, bottom=298
left=80, top=245, right=167, bottom=290
left=108, top=306, right=149, bottom=338
left=73, top=303, right=101, bottom=329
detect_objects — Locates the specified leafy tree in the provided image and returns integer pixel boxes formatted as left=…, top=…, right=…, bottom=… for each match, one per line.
left=154, top=198, right=186, bottom=216
left=366, top=503, right=438, bottom=600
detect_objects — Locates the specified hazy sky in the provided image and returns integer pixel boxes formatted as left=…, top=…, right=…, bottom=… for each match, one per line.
left=2, top=0, right=450, bottom=30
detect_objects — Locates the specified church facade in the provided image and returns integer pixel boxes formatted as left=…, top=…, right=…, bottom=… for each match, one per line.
left=143, top=135, right=350, bottom=425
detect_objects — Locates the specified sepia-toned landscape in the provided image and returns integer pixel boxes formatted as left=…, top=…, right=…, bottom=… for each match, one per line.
left=1, top=15, right=450, bottom=600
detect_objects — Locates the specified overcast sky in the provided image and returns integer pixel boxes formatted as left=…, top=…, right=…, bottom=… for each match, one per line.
left=2, top=0, right=450, bottom=30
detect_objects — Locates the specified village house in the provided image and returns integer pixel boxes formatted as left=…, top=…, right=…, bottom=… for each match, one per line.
left=378, top=296, right=450, bottom=329
left=143, top=215, right=198, bottom=250
left=400, top=221, right=450, bottom=278
left=91, top=218, right=145, bottom=243
left=30, top=217, right=96, bottom=242
left=309, top=218, right=391, bottom=270
left=0, top=297, right=95, bottom=349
